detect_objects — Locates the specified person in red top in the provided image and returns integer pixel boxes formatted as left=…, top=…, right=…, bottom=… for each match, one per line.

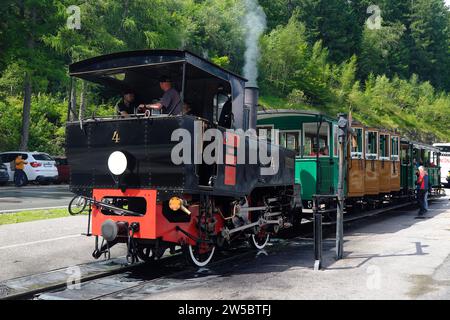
left=416, top=166, right=429, bottom=216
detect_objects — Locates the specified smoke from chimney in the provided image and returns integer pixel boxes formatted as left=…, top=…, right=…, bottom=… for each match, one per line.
left=243, top=0, right=267, bottom=86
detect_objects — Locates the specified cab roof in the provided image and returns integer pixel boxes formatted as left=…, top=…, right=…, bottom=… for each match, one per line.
left=69, top=49, right=247, bottom=83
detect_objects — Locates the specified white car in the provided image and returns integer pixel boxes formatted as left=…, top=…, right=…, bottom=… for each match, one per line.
left=0, top=151, right=59, bottom=185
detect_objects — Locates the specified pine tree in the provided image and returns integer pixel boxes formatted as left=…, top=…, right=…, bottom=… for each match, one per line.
left=409, top=0, right=450, bottom=90
left=1, top=0, right=64, bottom=151
left=294, top=0, right=362, bottom=64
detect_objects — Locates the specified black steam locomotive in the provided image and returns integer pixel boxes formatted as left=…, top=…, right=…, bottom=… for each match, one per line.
left=66, top=50, right=301, bottom=266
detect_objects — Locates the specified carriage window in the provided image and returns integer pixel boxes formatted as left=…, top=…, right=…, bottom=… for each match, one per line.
left=257, top=126, right=274, bottom=143
left=436, top=146, right=450, bottom=153
left=366, top=131, right=378, bottom=159
left=401, top=144, right=409, bottom=164
left=303, top=122, right=330, bottom=157
left=430, top=152, right=438, bottom=166
left=279, top=131, right=300, bottom=156
left=413, top=148, right=421, bottom=164
left=391, top=137, right=399, bottom=160
left=351, top=128, right=363, bottom=159
left=424, top=150, right=431, bottom=166
left=379, top=134, right=390, bottom=159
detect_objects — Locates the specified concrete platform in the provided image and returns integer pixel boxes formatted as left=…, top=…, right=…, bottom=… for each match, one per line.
left=0, top=184, right=74, bottom=212
left=104, top=196, right=450, bottom=300
left=0, top=216, right=127, bottom=282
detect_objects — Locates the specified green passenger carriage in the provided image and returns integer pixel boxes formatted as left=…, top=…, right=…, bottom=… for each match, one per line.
left=257, top=110, right=340, bottom=209
left=258, top=109, right=443, bottom=214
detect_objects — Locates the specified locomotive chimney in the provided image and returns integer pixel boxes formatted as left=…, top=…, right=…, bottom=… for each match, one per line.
left=244, top=85, right=259, bottom=131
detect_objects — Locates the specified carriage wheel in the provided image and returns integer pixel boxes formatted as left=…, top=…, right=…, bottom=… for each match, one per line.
left=136, top=246, right=155, bottom=262
left=250, top=231, right=270, bottom=250
left=184, top=242, right=216, bottom=267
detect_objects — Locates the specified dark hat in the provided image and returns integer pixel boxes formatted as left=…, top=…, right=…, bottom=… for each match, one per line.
left=159, top=75, right=172, bottom=83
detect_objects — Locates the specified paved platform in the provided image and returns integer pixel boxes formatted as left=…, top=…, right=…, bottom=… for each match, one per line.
left=1, top=194, right=449, bottom=300
left=0, top=216, right=127, bottom=282
left=0, top=184, right=74, bottom=212
left=106, top=196, right=450, bottom=300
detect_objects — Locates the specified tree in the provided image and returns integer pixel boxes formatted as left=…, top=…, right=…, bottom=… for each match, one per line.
left=1, top=0, right=64, bottom=151
left=409, top=0, right=450, bottom=90
left=259, top=0, right=301, bottom=30
left=359, top=23, right=408, bottom=80
left=180, top=0, right=245, bottom=73
left=259, top=15, right=336, bottom=105
left=293, top=0, right=362, bottom=64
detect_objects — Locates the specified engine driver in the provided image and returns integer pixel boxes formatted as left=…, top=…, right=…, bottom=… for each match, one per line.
left=138, top=76, right=182, bottom=116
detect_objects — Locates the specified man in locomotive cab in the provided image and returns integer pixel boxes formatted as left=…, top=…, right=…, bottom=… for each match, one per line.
left=138, top=76, right=182, bottom=116
left=116, top=90, right=138, bottom=118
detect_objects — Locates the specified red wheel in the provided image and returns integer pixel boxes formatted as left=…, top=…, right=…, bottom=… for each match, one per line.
left=183, top=242, right=215, bottom=267
left=250, top=230, right=270, bottom=250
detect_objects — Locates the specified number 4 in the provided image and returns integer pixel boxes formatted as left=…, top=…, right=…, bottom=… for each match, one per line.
left=112, top=131, right=120, bottom=143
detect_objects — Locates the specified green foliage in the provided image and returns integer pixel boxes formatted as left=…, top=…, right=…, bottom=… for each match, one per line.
left=0, top=94, right=67, bottom=154
left=345, top=75, right=450, bottom=143
left=211, top=56, right=231, bottom=68
left=0, top=208, right=80, bottom=225
left=0, top=0, right=449, bottom=154
left=259, top=16, right=358, bottom=106
left=409, top=0, right=450, bottom=90
left=259, top=17, right=309, bottom=97
left=293, top=0, right=362, bottom=64
left=258, top=12, right=449, bottom=143
left=359, top=23, right=408, bottom=80
left=180, top=0, right=245, bottom=73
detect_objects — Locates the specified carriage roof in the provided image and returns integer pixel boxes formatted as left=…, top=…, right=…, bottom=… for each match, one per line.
left=257, top=109, right=336, bottom=123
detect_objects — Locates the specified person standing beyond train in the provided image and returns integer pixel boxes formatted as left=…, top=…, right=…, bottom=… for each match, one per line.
left=14, top=155, right=28, bottom=187
left=416, top=166, right=429, bottom=216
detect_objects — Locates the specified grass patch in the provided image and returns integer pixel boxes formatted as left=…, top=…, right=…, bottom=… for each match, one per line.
left=259, top=94, right=326, bottom=112
left=0, top=208, right=84, bottom=225
left=259, top=95, right=290, bottom=109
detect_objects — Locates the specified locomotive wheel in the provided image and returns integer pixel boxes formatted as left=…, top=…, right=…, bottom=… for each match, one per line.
left=183, top=243, right=216, bottom=267
left=137, top=246, right=155, bottom=262
left=250, top=232, right=270, bottom=250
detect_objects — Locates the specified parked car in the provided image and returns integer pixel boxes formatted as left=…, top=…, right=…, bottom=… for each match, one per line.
left=0, top=151, right=59, bottom=185
left=0, top=163, right=9, bottom=185
left=53, top=156, right=70, bottom=184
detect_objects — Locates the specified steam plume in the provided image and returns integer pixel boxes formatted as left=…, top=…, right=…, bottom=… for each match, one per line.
left=243, top=0, right=267, bottom=86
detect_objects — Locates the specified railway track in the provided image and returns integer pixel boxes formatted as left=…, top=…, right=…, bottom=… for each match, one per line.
left=1, top=198, right=441, bottom=300
left=0, top=257, right=143, bottom=300
left=36, top=246, right=266, bottom=300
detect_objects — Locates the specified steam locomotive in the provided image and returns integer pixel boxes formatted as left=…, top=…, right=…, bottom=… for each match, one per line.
left=66, top=50, right=301, bottom=266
